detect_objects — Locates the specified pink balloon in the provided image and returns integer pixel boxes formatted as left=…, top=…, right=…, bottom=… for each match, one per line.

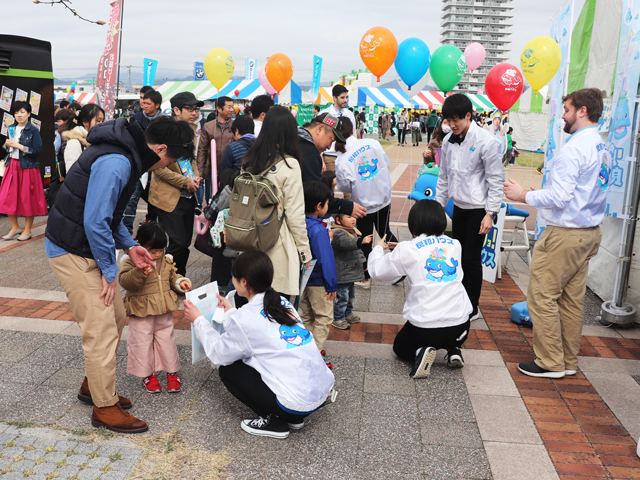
left=464, top=43, right=486, bottom=72
left=259, top=65, right=277, bottom=95
left=291, top=109, right=297, bottom=119
left=238, top=104, right=245, bottom=112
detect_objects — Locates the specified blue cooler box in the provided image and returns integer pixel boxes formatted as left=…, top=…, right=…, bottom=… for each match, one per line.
left=510, top=301, right=532, bottom=327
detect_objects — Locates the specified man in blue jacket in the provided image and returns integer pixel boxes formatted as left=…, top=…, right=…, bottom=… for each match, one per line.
left=300, top=182, right=338, bottom=354
left=219, top=115, right=255, bottom=173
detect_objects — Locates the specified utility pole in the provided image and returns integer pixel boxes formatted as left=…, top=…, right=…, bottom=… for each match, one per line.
left=126, top=65, right=132, bottom=93
left=115, top=0, right=125, bottom=100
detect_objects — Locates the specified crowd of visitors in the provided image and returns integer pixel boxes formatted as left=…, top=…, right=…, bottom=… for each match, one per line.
left=0, top=85, right=611, bottom=441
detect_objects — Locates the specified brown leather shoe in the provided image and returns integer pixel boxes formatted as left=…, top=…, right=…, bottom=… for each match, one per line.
left=78, top=377, right=132, bottom=410
left=91, top=403, right=148, bottom=433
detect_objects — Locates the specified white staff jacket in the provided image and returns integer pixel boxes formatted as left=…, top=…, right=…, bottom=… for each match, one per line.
left=368, top=234, right=472, bottom=329
left=436, top=121, right=505, bottom=212
left=193, top=293, right=334, bottom=413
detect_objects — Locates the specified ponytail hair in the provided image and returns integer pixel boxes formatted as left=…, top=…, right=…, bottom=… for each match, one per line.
left=231, top=251, right=297, bottom=326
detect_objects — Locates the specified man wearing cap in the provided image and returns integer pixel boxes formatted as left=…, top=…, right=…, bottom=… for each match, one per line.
left=298, top=113, right=366, bottom=218
left=148, top=92, right=202, bottom=276
left=485, top=111, right=509, bottom=157
left=320, top=84, right=356, bottom=173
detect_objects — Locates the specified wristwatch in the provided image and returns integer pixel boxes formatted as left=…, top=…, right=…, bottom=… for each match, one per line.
left=485, top=210, right=498, bottom=221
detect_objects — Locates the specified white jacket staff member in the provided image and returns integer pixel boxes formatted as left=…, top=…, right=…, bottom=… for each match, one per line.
left=435, top=94, right=505, bottom=320
left=504, top=88, right=610, bottom=379
left=184, top=251, right=334, bottom=439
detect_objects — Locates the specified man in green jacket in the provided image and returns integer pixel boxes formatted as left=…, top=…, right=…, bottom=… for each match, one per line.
left=426, top=110, right=439, bottom=142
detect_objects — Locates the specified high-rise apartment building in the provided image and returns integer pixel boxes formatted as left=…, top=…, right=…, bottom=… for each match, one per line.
left=440, top=0, right=514, bottom=93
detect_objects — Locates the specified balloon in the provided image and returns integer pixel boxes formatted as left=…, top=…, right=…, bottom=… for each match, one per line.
left=464, top=43, right=486, bottom=72
left=66, top=87, right=71, bottom=93
left=69, top=94, right=74, bottom=101
left=204, top=47, right=235, bottom=91
left=265, top=53, right=293, bottom=93
left=234, top=89, right=240, bottom=98
left=430, top=45, right=466, bottom=92
left=485, top=63, right=524, bottom=112
left=259, top=65, right=277, bottom=95
left=238, top=104, right=245, bottom=112
left=394, top=38, right=431, bottom=90
left=359, top=26, right=398, bottom=81
left=291, top=109, right=297, bottom=119
left=520, top=36, right=561, bottom=93
left=234, top=106, right=240, bottom=114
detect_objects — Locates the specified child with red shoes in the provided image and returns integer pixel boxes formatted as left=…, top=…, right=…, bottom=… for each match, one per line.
left=118, top=221, right=192, bottom=394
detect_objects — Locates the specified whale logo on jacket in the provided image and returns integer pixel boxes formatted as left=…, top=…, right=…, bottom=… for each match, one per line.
left=357, top=155, right=379, bottom=180
left=425, top=248, right=459, bottom=282
left=279, top=322, right=313, bottom=349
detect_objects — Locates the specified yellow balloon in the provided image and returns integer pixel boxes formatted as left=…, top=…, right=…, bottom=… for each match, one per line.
left=204, top=47, right=235, bottom=91
left=520, top=36, right=561, bottom=93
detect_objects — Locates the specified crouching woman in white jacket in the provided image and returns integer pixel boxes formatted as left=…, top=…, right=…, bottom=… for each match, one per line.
left=184, top=251, right=334, bottom=439
left=368, top=200, right=473, bottom=379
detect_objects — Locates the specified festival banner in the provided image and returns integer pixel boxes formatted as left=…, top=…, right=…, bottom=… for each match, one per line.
left=245, top=58, right=257, bottom=80
left=310, top=55, right=323, bottom=104
left=603, top=0, right=640, bottom=218
left=193, top=61, right=206, bottom=81
left=96, top=0, right=121, bottom=120
left=535, top=0, right=573, bottom=239
left=143, top=58, right=158, bottom=86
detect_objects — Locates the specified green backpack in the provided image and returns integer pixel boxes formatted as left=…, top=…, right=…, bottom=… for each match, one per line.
left=225, top=164, right=285, bottom=252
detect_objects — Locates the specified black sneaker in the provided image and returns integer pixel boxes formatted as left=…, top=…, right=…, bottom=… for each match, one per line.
left=445, top=347, right=465, bottom=368
left=409, top=347, right=436, bottom=379
left=240, top=414, right=290, bottom=439
left=392, top=275, right=406, bottom=285
left=518, top=361, right=565, bottom=379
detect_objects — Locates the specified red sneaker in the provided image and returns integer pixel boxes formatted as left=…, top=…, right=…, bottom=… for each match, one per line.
left=143, top=374, right=161, bottom=393
left=167, top=373, right=182, bottom=393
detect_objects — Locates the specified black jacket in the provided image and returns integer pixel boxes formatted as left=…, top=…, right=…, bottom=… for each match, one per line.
left=46, top=119, right=154, bottom=258
left=298, top=128, right=353, bottom=216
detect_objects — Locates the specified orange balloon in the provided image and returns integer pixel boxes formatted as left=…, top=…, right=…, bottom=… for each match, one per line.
left=234, top=106, right=240, bottom=114
left=360, top=26, right=398, bottom=81
left=265, top=53, right=293, bottom=93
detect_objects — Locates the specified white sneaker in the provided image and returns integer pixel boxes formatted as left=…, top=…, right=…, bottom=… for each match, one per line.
left=565, top=369, right=577, bottom=376
left=355, top=279, right=371, bottom=290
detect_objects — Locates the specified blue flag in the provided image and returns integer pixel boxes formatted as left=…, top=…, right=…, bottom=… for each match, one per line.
left=143, top=58, right=158, bottom=86
left=193, top=61, right=206, bottom=81
left=311, top=56, right=323, bottom=102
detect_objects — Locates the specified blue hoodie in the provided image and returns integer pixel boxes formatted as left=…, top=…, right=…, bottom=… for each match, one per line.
left=305, top=215, right=337, bottom=292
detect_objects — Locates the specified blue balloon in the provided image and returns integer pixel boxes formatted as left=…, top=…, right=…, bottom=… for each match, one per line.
left=394, top=38, right=431, bottom=90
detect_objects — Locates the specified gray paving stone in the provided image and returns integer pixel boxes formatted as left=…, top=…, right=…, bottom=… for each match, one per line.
left=0, top=457, right=13, bottom=468
left=0, top=433, right=17, bottom=446
left=54, top=440, right=79, bottom=452
left=78, top=468, right=103, bottom=480
left=101, top=472, right=128, bottom=480
left=420, top=420, right=484, bottom=448
left=33, top=461, right=57, bottom=474
left=363, top=373, right=415, bottom=395
left=356, top=444, right=425, bottom=476
left=74, top=442, right=100, bottom=455
left=2, top=446, right=24, bottom=457
left=88, top=455, right=110, bottom=469
left=422, top=445, right=492, bottom=479
left=110, top=459, right=135, bottom=471
left=2, top=472, right=26, bottom=480
left=364, top=357, right=412, bottom=376
left=362, top=392, right=418, bottom=417
left=96, top=445, right=120, bottom=456
left=360, top=415, right=422, bottom=450
left=116, top=447, right=142, bottom=460
left=66, top=453, right=90, bottom=466
left=44, top=451, right=67, bottom=463
left=56, top=464, right=80, bottom=477
left=27, top=475, right=47, bottom=480
left=32, top=437, right=58, bottom=449
left=22, top=448, right=46, bottom=460
left=44, top=366, right=85, bottom=389
left=13, top=435, right=38, bottom=447
left=11, top=459, right=35, bottom=471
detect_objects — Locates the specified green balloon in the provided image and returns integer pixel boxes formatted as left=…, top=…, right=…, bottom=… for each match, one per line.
left=429, top=45, right=466, bottom=93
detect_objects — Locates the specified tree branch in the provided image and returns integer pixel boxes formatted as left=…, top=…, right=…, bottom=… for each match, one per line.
left=33, top=0, right=105, bottom=25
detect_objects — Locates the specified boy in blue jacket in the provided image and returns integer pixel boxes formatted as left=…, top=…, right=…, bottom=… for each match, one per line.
left=301, top=182, right=338, bottom=355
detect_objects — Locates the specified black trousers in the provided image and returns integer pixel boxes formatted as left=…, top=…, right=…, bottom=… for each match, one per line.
left=398, top=128, right=406, bottom=145
left=357, top=204, right=398, bottom=279
left=452, top=206, right=486, bottom=310
left=219, top=360, right=307, bottom=424
left=157, top=196, right=196, bottom=276
left=427, top=127, right=435, bottom=143
left=393, top=319, right=470, bottom=361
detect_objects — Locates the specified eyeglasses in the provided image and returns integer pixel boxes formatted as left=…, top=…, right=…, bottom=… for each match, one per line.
left=183, top=106, right=200, bottom=113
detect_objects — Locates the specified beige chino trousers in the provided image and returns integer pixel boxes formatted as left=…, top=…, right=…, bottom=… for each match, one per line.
left=528, top=226, right=601, bottom=372
left=49, top=253, right=126, bottom=407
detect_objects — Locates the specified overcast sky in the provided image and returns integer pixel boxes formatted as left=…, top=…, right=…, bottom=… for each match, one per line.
left=7, top=0, right=585, bottom=85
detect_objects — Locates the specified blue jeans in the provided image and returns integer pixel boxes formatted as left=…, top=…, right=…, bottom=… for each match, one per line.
left=334, top=283, right=355, bottom=320
left=123, top=181, right=143, bottom=235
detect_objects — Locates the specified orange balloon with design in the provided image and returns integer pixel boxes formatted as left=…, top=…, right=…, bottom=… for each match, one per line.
left=359, top=26, right=398, bottom=81
left=265, top=54, right=293, bottom=94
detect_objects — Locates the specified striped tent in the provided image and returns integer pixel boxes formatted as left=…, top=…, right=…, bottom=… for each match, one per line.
left=415, top=91, right=445, bottom=109
left=313, top=87, right=333, bottom=105
left=510, top=86, right=548, bottom=113
left=465, top=94, right=495, bottom=111
left=356, top=87, right=419, bottom=108
left=56, top=92, right=97, bottom=104
left=155, top=80, right=267, bottom=101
